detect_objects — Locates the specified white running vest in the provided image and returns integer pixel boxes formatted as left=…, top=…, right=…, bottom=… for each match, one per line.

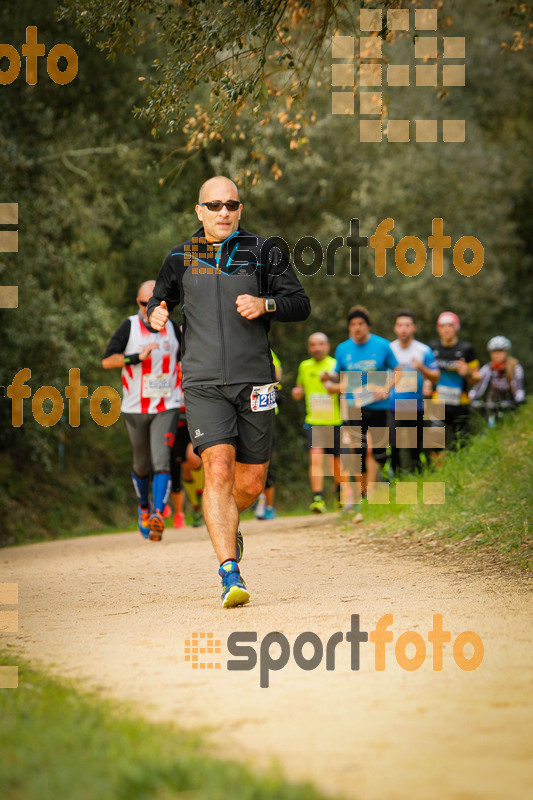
left=121, top=314, right=182, bottom=414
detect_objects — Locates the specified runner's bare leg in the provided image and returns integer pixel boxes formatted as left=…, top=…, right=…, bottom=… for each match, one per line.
left=201, top=444, right=267, bottom=563
left=234, top=461, right=268, bottom=512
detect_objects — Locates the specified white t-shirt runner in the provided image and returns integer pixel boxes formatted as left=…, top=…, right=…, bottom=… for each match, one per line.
left=390, top=338, right=438, bottom=410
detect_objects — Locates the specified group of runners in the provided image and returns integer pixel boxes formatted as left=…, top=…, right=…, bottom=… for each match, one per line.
left=291, top=309, right=524, bottom=517
left=102, top=175, right=525, bottom=609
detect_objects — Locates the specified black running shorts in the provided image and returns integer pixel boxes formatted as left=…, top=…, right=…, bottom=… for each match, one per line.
left=184, top=384, right=275, bottom=464
left=170, top=420, right=191, bottom=492
left=432, top=404, right=471, bottom=450
left=341, top=407, right=389, bottom=472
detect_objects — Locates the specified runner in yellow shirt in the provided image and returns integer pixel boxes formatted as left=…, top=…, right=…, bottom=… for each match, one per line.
left=292, top=333, right=342, bottom=512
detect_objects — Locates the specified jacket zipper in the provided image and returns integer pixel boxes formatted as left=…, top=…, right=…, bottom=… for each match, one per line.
left=215, top=244, right=228, bottom=385
left=215, top=234, right=239, bottom=386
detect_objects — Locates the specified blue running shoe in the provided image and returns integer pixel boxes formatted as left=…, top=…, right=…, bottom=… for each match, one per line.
left=138, top=505, right=151, bottom=539
left=262, top=506, right=276, bottom=520
left=236, top=528, right=244, bottom=563
left=218, top=561, right=250, bottom=608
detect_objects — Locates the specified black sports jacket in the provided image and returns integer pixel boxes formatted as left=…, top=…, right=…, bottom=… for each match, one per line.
left=147, top=226, right=310, bottom=388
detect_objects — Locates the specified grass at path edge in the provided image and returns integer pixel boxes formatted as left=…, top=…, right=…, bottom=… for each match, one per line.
left=0, top=652, right=337, bottom=800
left=354, top=401, right=533, bottom=571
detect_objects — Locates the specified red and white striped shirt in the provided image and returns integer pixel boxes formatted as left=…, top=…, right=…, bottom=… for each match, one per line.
left=120, top=314, right=182, bottom=414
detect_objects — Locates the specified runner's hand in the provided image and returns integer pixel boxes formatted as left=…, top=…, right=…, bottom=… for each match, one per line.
left=140, top=342, right=160, bottom=361
left=236, top=294, right=265, bottom=319
left=150, top=301, right=169, bottom=331
left=455, top=358, right=469, bottom=376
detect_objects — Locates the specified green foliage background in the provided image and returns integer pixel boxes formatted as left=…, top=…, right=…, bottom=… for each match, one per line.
left=1, top=0, right=531, bottom=542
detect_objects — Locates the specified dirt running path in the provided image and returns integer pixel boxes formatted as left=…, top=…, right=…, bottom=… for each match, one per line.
left=1, top=516, right=532, bottom=800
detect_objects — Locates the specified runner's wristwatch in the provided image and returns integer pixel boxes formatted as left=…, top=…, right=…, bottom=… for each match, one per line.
left=264, top=298, right=276, bottom=313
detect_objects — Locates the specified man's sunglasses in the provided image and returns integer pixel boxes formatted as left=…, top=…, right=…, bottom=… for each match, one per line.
left=200, top=200, right=240, bottom=212
left=138, top=301, right=148, bottom=307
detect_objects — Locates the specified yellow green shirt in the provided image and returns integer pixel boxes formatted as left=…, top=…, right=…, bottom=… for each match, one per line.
left=271, top=350, right=281, bottom=415
left=296, top=356, right=341, bottom=426
left=271, top=350, right=281, bottom=381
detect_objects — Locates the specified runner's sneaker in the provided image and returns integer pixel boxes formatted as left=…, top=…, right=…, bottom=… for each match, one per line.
left=236, top=527, right=244, bottom=563
left=192, top=508, right=204, bottom=528
left=218, top=561, right=250, bottom=608
left=254, top=493, right=266, bottom=519
left=148, top=511, right=165, bottom=541
left=262, top=506, right=277, bottom=520
left=309, top=495, right=327, bottom=514
left=173, top=512, right=185, bottom=529
left=380, top=462, right=394, bottom=483
left=352, top=497, right=368, bottom=524
left=163, top=504, right=172, bottom=518
left=138, top=505, right=151, bottom=539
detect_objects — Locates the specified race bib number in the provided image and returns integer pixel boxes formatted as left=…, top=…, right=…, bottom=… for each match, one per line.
left=142, top=373, right=172, bottom=398
left=436, top=385, right=462, bottom=406
left=250, top=383, right=277, bottom=412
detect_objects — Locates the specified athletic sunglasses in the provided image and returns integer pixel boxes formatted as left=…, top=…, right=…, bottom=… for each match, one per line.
left=200, top=200, right=240, bottom=211
left=138, top=301, right=148, bottom=306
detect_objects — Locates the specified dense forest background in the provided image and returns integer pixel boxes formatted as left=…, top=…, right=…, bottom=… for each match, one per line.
left=1, top=0, right=532, bottom=542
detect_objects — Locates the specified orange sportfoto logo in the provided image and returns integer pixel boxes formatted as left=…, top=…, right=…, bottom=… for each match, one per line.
left=185, top=632, right=222, bottom=670
left=186, top=614, right=484, bottom=688
left=0, top=26, right=78, bottom=85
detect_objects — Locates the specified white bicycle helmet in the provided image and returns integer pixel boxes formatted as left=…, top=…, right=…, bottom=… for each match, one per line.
left=487, top=336, right=511, bottom=351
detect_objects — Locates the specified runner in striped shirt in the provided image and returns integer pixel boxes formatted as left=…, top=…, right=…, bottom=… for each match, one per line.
left=102, top=280, right=181, bottom=541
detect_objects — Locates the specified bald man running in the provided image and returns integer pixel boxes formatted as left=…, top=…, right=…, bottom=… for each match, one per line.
left=292, top=332, right=342, bottom=512
left=148, top=176, right=310, bottom=607
left=103, top=280, right=182, bottom=541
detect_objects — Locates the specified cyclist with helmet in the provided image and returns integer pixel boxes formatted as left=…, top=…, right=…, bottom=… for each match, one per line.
left=469, top=336, right=525, bottom=425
